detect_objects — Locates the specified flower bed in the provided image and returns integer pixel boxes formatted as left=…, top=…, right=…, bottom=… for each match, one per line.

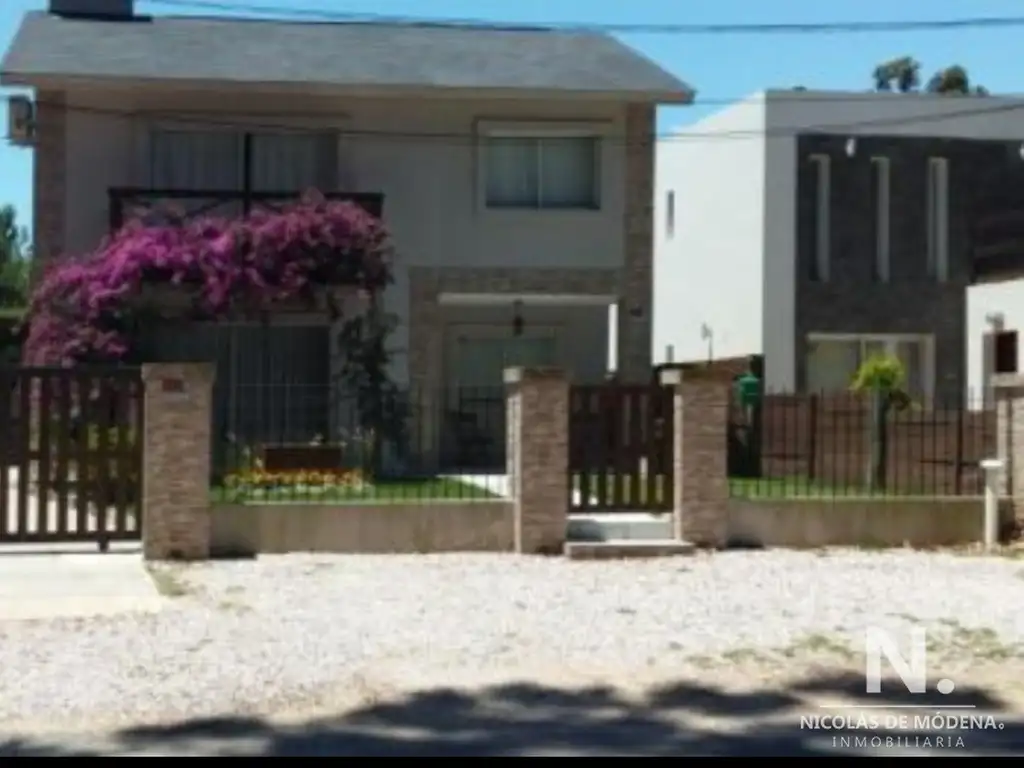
left=214, top=468, right=497, bottom=503
left=220, top=468, right=368, bottom=502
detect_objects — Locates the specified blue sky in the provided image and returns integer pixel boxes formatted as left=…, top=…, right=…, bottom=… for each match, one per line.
left=2, top=0, right=1023, bottom=240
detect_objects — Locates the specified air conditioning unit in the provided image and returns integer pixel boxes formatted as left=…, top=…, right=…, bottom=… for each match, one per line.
left=7, top=96, right=36, bottom=147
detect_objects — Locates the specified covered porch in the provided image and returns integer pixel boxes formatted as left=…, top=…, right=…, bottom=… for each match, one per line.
left=408, top=287, right=623, bottom=473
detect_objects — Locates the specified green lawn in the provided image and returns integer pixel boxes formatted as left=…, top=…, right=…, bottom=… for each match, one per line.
left=573, top=472, right=960, bottom=502
left=728, top=475, right=973, bottom=499
left=211, top=477, right=499, bottom=504
left=729, top=476, right=861, bottom=499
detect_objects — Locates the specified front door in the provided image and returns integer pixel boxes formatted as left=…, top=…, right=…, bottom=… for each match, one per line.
left=444, top=332, right=559, bottom=470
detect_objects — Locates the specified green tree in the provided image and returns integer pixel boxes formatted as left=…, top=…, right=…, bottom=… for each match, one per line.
left=851, top=354, right=911, bottom=493
left=873, top=56, right=921, bottom=93
left=872, top=57, right=988, bottom=95
left=0, top=204, right=31, bottom=308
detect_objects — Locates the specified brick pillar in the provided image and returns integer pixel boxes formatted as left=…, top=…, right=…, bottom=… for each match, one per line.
left=661, top=368, right=729, bottom=547
left=505, top=367, right=569, bottom=554
left=994, top=374, right=1024, bottom=528
left=141, top=363, right=216, bottom=561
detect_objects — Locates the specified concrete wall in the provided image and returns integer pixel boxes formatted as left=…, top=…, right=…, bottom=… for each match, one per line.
left=728, top=497, right=1013, bottom=549
left=211, top=501, right=514, bottom=556
left=653, top=97, right=768, bottom=367
left=966, top=278, right=1024, bottom=401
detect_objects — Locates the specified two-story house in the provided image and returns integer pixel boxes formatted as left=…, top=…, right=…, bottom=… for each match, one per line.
left=655, top=88, right=1024, bottom=405
left=2, top=0, right=692, bottom=468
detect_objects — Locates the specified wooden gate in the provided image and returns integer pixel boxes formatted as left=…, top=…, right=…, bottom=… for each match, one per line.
left=0, top=367, right=143, bottom=547
left=568, top=384, right=674, bottom=512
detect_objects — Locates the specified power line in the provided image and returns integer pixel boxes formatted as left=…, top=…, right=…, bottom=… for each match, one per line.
left=28, top=96, right=1024, bottom=145
left=142, top=0, right=1024, bottom=35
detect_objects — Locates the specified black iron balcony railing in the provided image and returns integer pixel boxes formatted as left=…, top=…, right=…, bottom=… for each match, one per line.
left=108, top=188, right=384, bottom=232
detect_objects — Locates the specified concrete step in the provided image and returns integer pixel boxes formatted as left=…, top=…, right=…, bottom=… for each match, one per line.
left=564, top=539, right=696, bottom=560
left=567, top=513, right=673, bottom=542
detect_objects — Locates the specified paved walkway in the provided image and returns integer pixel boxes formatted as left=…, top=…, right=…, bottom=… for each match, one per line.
left=0, top=545, right=164, bottom=621
left=453, top=474, right=594, bottom=507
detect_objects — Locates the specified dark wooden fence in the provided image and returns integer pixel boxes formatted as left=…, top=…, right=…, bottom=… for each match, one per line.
left=0, top=367, right=143, bottom=546
left=568, top=383, right=674, bottom=512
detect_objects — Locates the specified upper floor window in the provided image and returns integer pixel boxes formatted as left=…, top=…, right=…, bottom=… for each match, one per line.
left=483, top=133, right=599, bottom=210
left=808, top=154, right=831, bottom=282
left=870, top=156, right=891, bottom=282
left=149, top=129, right=336, bottom=192
left=926, top=157, right=950, bottom=282
left=665, top=190, right=676, bottom=237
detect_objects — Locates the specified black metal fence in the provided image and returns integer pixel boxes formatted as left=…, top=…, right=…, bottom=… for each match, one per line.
left=729, top=390, right=996, bottom=498
left=211, top=382, right=509, bottom=502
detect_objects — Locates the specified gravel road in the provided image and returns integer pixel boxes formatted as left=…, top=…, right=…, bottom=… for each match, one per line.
left=1, top=550, right=1024, bottom=733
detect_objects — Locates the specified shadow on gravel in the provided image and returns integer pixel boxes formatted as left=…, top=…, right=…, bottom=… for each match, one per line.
left=3, top=671, right=1024, bottom=756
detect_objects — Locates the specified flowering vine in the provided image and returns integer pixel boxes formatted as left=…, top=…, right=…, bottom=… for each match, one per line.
left=23, top=192, right=392, bottom=365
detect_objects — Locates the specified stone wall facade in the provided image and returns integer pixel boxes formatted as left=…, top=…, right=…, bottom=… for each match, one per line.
left=32, top=91, right=67, bottom=270
left=793, top=134, right=1005, bottom=402
left=619, top=103, right=655, bottom=383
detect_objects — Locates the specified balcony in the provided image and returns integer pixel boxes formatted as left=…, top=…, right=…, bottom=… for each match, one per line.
left=108, top=188, right=384, bottom=232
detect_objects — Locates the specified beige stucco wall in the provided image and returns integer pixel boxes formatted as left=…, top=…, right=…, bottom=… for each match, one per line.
left=728, top=498, right=1015, bottom=549
left=211, top=500, right=515, bottom=555
left=56, top=88, right=645, bottom=385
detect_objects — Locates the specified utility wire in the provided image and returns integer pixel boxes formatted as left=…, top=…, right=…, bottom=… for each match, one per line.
left=24, top=96, right=1024, bottom=146
left=142, top=0, right=1024, bottom=35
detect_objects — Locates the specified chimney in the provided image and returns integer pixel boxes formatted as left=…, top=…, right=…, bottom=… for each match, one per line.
left=49, top=0, right=134, bottom=18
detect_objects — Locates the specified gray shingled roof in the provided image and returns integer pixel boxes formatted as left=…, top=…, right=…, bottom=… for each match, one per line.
left=1, top=11, right=693, bottom=98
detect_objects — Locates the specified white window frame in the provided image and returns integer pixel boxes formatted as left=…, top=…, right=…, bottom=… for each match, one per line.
left=476, top=121, right=603, bottom=212
left=926, top=157, right=950, bottom=282
left=806, top=332, right=936, bottom=402
left=871, top=156, right=891, bottom=283
left=809, top=154, right=831, bottom=282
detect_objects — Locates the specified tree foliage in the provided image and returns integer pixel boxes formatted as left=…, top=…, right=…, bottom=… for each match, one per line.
left=850, top=353, right=910, bottom=492
left=0, top=204, right=31, bottom=308
left=872, top=57, right=988, bottom=95
left=23, top=192, right=393, bottom=366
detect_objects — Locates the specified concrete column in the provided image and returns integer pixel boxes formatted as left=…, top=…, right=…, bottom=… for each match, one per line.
left=141, top=363, right=216, bottom=561
left=505, top=366, right=569, bottom=554
left=661, top=367, right=730, bottom=547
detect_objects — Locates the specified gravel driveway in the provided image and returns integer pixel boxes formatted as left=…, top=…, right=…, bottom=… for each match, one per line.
left=2, top=550, right=1024, bottom=736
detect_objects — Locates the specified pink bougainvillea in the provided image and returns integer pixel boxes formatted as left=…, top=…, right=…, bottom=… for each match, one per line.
left=24, top=194, right=392, bottom=365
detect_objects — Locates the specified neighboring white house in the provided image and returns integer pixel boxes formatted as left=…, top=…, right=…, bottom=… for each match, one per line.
left=654, top=89, right=1024, bottom=398
left=966, top=278, right=1024, bottom=406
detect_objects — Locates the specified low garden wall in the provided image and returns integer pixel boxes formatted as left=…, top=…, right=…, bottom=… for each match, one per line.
left=727, top=498, right=1015, bottom=549
left=210, top=500, right=515, bottom=556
